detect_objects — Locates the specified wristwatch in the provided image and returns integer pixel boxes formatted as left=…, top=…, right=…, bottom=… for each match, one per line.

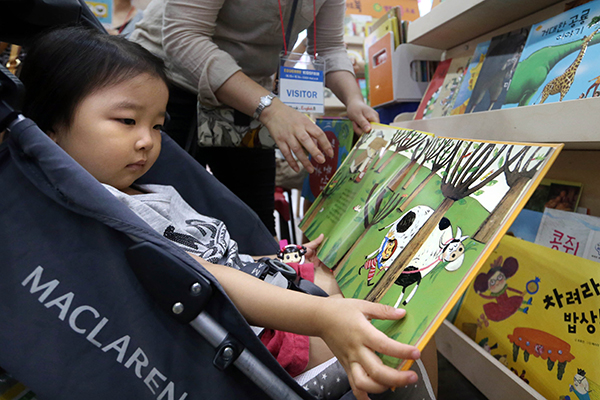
left=253, top=93, right=275, bottom=120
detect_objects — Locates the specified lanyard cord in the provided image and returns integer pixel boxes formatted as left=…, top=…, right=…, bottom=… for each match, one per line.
left=277, top=0, right=317, bottom=58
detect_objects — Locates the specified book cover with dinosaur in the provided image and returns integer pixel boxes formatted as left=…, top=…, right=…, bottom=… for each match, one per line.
left=298, top=123, right=562, bottom=369
left=454, top=235, right=600, bottom=400
left=449, top=40, right=490, bottom=115
left=465, top=27, right=530, bottom=113
left=503, top=1, right=600, bottom=108
left=413, top=58, right=452, bottom=120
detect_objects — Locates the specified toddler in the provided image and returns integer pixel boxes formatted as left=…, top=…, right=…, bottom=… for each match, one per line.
left=20, top=26, right=421, bottom=400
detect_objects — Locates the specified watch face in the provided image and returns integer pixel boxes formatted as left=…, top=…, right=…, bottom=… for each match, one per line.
left=262, top=96, right=273, bottom=107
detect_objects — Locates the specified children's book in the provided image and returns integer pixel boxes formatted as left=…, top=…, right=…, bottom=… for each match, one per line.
left=367, top=31, right=395, bottom=107
left=413, top=59, right=452, bottom=120
left=535, top=207, right=600, bottom=262
left=507, top=209, right=544, bottom=243
left=504, top=1, right=600, bottom=108
left=524, top=178, right=583, bottom=213
left=454, top=235, right=600, bottom=400
left=301, top=118, right=354, bottom=202
left=427, top=55, right=472, bottom=119
left=298, top=123, right=562, bottom=369
left=450, top=40, right=490, bottom=115
left=465, top=27, right=530, bottom=113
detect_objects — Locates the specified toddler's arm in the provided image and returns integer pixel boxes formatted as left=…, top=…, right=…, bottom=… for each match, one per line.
left=190, top=253, right=420, bottom=400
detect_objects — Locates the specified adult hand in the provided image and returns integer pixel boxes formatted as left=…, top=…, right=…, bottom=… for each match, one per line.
left=260, top=100, right=334, bottom=174
left=317, top=298, right=420, bottom=399
left=346, top=98, right=380, bottom=135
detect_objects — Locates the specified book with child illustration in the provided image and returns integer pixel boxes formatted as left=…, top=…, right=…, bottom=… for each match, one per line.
left=454, top=235, right=600, bottom=400
left=298, top=123, right=562, bottom=368
left=503, top=0, right=600, bottom=108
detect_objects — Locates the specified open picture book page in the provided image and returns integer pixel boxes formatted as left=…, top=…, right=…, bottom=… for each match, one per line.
left=299, top=123, right=563, bottom=369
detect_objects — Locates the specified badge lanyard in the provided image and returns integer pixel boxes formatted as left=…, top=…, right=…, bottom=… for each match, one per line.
left=276, top=0, right=326, bottom=114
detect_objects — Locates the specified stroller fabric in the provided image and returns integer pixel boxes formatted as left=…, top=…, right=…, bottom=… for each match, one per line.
left=0, top=119, right=310, bottom=399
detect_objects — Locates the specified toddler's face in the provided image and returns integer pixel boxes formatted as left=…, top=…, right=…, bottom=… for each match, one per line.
left=51, top=73, right=168, bottom=193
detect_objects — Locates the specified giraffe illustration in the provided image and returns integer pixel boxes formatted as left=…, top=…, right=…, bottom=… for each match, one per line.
left=538, top=28, right=600, bottom=104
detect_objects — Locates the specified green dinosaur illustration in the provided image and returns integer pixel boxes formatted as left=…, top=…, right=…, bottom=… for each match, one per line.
left=505, top=26, right=600, bottom=106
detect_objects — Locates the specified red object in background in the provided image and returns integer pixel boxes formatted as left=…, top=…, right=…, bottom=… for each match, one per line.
left=308, top=129, right=339, bottom=196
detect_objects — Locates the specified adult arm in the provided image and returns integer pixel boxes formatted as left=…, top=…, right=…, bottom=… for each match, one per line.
left=307, top=0, right=379, bottom=135
left=162, top=0, right=333, bottom=173
left=189, top=253, right=420, bottom=399
left=326, top=70, right=379, bottom=134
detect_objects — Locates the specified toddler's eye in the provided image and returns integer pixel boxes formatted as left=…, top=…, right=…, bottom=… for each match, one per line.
left=119, top=118, right=136, bottom=126
left=153, top=124, right=164, bottom=131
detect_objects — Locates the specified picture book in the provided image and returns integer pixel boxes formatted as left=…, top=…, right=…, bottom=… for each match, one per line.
left=367, top=31, right=395, bottom=107
left=504, top=1, right=600, bottom=108
left=427, top=55, right=472, bottom=119
left=298, top=123, right=562, bottom=369
left=450, top=40, right=490, bottom=115
left=535, top=207, right=600, bottom=263
left=524, top=178, right=583, bottom=213
left=454, top=235, right=600, bottom=400
left=507, top=209, right=544, bottom=243
left=465, top=27, right=530, bottom=113
left=413, top=59, right=452, bottom=120
left=368, top=6, right=403, bottom=45
left=301, top=118, right=355, bottom=202
left=346, top=0, right=420, bottom=22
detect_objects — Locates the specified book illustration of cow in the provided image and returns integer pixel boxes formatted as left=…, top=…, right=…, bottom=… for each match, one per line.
left=358, top=205, right=469, bottom=307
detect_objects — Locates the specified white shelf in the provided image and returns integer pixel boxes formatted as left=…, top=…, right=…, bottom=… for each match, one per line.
left=407, top=0, right=564, bottom=49
left=435, top=320, right=546, bottom=400
left=391, top=97, right=600, bottom=150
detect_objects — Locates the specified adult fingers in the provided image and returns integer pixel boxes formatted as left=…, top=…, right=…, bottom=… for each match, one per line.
left=306, top=122, right=334, bottom=159
left=277, top=140, right=300, bottom=173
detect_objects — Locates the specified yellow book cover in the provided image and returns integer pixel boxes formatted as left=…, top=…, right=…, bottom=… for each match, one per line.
left=299, top=123, right=563, bottom=369
left=454, top=235, right=600, bottom=400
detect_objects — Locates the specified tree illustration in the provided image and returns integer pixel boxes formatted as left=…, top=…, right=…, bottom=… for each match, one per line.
left=373, top=130, right=424, bottom=173
left=385, top=135, right=431, bottom=192
left=398, top=139, right=460, bottom=212
left=401, top=137, right=454, bottom=190
left=472, top=145, right=550, bottom=243
left=336, top=182, right=405, bottom=268
left=365, top=142, right=521, bottom=303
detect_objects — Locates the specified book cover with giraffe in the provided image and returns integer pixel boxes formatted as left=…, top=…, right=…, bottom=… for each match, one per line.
left=503, top=1, right=600, bottom=108
left=454, top=235, right=600, bottom=400
left=299, top=123, right=562, bottom=369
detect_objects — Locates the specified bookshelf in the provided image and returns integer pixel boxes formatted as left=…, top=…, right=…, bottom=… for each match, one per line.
left=407, top=0, right=564, bottom=50
left=395, top=1, right=600, bottom=399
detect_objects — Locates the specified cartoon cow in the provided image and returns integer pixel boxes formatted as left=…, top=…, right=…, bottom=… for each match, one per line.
left=358, top=205, right=468, bottom=307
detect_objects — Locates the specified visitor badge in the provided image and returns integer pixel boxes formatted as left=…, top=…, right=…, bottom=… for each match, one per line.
left=278, top=53, right=325, bottom=114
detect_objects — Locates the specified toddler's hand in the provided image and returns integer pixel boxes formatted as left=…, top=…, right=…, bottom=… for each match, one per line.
left=316, top=298, right=420, bottom=400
